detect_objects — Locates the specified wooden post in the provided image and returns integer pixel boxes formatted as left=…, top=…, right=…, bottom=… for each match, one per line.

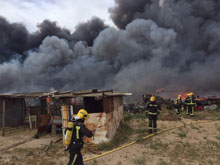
left=34, top=115, right=37, bottom=128
left=23, top=99, right=26, bottom=130
left=52, top=123, right=56, bottom=136
left=28, top=112, right=32, bottom=129
left=2, top=100, right=6, bottom=136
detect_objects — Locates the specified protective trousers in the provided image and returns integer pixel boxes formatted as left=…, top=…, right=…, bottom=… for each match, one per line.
left=148, top=115, right=157, bottom=133
left=186, top=105, right=194, bottom=116
left=176, top=105, right=181, bottom=114
left=67, top=149, right=83, bottom=165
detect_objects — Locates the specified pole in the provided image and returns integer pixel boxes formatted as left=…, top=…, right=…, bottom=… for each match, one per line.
left=2, top=100, right=6, bottom=136
left=28, top=112, right=32, bottom=129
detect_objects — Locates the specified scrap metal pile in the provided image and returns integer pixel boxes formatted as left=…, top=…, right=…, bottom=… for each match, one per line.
left=124, top=93, right=220, bottom=114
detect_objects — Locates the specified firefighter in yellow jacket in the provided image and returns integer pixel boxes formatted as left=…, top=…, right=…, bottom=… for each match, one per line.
left=65, top=109, right=93, bottom=165
left=185, top=92, right=196, bottom=116
left=175, top=95, right=183, bottom=114
left=146, top=96, right=161, bottom=133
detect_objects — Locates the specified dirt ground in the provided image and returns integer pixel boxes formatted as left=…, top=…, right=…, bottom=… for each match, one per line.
left=0, top=110, right=220, bottom=165
left=84, top=119, right=220, bottom=165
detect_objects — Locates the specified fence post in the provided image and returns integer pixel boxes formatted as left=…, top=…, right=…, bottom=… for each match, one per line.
left=2, top=100, right=6, bottom=136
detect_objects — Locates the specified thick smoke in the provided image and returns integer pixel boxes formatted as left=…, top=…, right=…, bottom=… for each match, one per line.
left=108, top=0, right=220, bottom=96
left=1, top=0, right=220, bottom=98
left=109, top=0, right=150, bottom=29
left=0, top=16, right=29, bottom=62
left=72, top=17, right=109, bottom=46
left=0, top=16, right=106, bottom=63
left=0, top=36, right=113, bottom=92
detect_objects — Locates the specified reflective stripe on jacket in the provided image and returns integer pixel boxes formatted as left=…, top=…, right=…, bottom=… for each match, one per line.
left=146, top=102, right=161, bottom=115
left=185, top=96, right=196, bottom=106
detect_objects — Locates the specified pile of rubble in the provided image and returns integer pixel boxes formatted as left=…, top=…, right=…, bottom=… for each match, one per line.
left=124, top=94, right=220, bottom=121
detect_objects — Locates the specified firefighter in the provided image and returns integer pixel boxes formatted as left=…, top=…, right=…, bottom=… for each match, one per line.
left=65, top=109, right=93, bottom=165
left=175, top=95, right=183, bottom=114
left=146, top=96, right=161, bottom=133
left=185, top=92, right=196, bottom=116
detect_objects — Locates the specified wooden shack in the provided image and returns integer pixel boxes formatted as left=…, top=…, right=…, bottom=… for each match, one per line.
left=54, top=90, right=131, bottom=143
left=0, top=97, right=25, bottom=127
left=0, top=90, right=131, bottom=143
left=0, top=91, right=56, bottom=136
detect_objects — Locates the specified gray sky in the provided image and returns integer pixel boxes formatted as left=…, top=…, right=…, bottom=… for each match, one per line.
left=0, top=0, right=115, bottom=32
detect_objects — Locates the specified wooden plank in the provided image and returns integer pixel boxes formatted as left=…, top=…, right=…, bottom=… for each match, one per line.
left=2, top=100, right=6, bottom=136
left=60, top=105, right=73, bottom=145
left=34, top=115, right=37, bottom=128
left=52, top=124, right=56, bottom=135
left=28, top=112, right=32, bottom=129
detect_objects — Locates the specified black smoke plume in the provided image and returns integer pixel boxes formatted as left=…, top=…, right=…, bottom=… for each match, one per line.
left=1, top=0, right=220, bottom=98
left=72, top=17, right=109, bottom=46
left=109, top=0, right=150, bottom=29
left=0, top=16, right=106, bottom=63
left=0, top=16, right=29, bottom=62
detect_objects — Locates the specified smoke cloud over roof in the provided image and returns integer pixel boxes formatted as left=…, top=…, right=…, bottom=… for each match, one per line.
left=1, top=0, right=220, bottom=97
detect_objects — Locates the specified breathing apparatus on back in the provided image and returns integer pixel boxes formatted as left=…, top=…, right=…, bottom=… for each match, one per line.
left=64, top=109, right=89, bottom=146
left=64, top=122, right=74, bottom=146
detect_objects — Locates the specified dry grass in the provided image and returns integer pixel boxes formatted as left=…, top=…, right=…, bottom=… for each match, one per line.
left=133, top=156, right=146, bottom=165
left=1, top=109, right=220, bottom=165
left=96, top=122, right=134, bottom=151
left=183, top=109, right=220, bottom=120
left=168, top=140, right=220, bottom=164
left=0, top=142, right=66, bottom=165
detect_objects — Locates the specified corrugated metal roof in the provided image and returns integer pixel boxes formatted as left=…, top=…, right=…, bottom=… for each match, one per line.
left=0, top=90, right=132, bottom=98
left=80, top=92, right=132, bottom=97
left=0, top=91, right=57, bottom=98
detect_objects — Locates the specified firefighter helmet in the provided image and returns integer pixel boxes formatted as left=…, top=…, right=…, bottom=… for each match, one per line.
left=178, top=95, right=182, bottom=99
left=77, top=109, right=89, bottom=120
left=150, top=96, right=156, bottom=102
left=188, top=92, right=194, bottom=96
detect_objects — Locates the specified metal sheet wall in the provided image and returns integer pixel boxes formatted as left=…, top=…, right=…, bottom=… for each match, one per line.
left=0, top=98, right=24, bottom=127
left=103, top=97, right=114, bottom=113
left=83, top=96, right=124, bottom=144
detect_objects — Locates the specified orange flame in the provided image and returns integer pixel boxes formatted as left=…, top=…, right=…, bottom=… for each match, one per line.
left=46, top=97, right=50, bottom=103
left=156, top=88, right=165, bottom=93
left=178, top=92, right=190, bottom=100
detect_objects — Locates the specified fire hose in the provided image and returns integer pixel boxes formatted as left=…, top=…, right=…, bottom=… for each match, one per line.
left=84, top=120, right=214, bottom=162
